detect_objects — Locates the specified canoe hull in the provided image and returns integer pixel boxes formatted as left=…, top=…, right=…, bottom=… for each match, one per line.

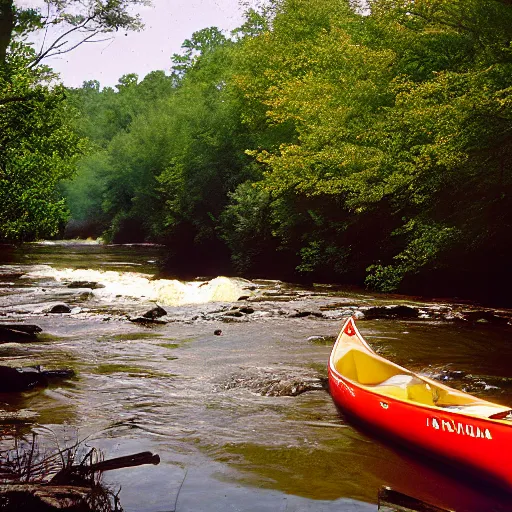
left=328, top=319, right=512, bottom=491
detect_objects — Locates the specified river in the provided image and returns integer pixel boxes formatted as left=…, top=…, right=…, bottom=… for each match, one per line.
left=0, top=241, right=511, bottom=511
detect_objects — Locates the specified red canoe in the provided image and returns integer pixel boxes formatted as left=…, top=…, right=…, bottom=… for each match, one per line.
left=328, top=317, right=512, bottom=490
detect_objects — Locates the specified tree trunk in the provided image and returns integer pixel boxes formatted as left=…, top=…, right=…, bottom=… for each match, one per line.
left=0, top=0, right=14, bottom=65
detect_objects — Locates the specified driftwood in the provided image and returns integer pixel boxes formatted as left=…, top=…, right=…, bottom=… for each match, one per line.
left=50, top=451, right=160, bottom=485
left=0, top=324, right=42, bottom=343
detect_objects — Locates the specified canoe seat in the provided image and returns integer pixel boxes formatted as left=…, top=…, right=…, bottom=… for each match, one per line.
left=334, top=350, right=436, bottom=405
left=372, top=374, right=414, bottom=400
left=371, top=375, right=436, bottom=405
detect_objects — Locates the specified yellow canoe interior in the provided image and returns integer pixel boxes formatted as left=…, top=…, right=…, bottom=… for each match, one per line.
left=330, top=321, right=512, bottom=421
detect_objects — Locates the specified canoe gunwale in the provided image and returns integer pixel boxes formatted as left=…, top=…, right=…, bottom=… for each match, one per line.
left=328, top=317, right=512, bottom=490
left=328, top=317, right=512, bottom=425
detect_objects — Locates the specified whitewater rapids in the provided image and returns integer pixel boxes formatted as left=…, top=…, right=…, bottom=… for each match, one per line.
left=23, top=266, right=254, bottom=306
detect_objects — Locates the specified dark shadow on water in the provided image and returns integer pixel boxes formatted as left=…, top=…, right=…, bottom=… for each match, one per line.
left=337, top=409, right=512, bottom=512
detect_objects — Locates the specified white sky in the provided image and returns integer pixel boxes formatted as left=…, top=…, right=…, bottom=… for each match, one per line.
left=19, top=0, right=254, bottom=88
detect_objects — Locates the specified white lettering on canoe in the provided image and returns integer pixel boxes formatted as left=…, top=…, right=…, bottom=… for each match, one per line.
left=441, top=419, right=455, bottom=433
left=426, top=417, right=492, bottom=440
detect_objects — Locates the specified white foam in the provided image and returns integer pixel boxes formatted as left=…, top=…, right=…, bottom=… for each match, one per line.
left=25, top=266, right=252, bottom=306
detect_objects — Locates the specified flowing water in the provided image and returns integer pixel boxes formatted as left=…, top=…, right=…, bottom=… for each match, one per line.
left=0, top=241, right=511, bottom=511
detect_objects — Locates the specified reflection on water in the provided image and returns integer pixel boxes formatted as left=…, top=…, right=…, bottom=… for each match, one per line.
left=0, top=242, right=511, bottom=511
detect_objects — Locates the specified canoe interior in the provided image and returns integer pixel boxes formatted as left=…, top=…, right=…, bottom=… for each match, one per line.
left=330, top=319, right=512, bottom=420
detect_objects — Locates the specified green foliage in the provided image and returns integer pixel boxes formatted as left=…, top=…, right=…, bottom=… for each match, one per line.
left=230, top=0, right=512, bottom=297
left=0, top=0, right=150, bottom=241
left=0, top=45, right=83, bottom=240
left=62, top=0, right=512, bottom=301
left=365, top=221, right=460, bottom=292
left=219, top=180, right=275, bottom=273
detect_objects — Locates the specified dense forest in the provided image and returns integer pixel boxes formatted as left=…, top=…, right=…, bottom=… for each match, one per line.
left=2, top=0, right=512, bottom=303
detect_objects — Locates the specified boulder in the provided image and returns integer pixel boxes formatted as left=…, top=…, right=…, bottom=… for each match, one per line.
left=458, top=310, right=510, bottom=324
left=0, top=324, right=42, bottom=343
left=48, top=304, right=72, bottom=314
left=142, top=305, right=167, bottom=319
left=0, top=366, right=74, bottom=392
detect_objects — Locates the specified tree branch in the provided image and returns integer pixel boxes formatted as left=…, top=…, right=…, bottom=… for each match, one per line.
left=30, top=30, right=104, bottom=66
left=30, top=14, right=97, bottom=67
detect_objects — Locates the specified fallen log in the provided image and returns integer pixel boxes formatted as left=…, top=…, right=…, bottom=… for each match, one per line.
left=50, top=451, right=160, bottom=485
left=82, top=451, right=160, bottom=473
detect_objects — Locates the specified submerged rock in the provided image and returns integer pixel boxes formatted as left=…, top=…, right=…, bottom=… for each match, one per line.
left=223, top=310, right=244, bottom=318
left=220, top=367, right=325, bottom=397
left=220, top=315, right=248, bottom=323
left=458, top=310, right=510, bottom=324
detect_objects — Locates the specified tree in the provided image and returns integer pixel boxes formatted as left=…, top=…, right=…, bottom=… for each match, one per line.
left=0, top=0, right=151, bottom=241
left=0, top=75, right=84, bottom=239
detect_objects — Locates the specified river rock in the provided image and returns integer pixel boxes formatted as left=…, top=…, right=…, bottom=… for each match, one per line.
left=458, top=310, right=510, bottom=324
left=289, top=310, right=324, bottom=318
left=224, top=310, right=244, bottom=318
left=0, top=484, right=90, bottom=511
left=360, top=305, right=419, bottom=320
left=221, top=367, right=324, bottom=396
left=0, top=366, right=75, bottom=392
left=319, top=302, right=360, bottom=311
left=0, top=324, right=42, bottom=343
left=48, top=303, right=72, bottom=314
left=142, top=305, right=167, bottom=319
left=220, top=315, right=248, bottom=323
left=129, top=316, right=167, bottom=325
left=67, top=281, right=105, bottom=289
